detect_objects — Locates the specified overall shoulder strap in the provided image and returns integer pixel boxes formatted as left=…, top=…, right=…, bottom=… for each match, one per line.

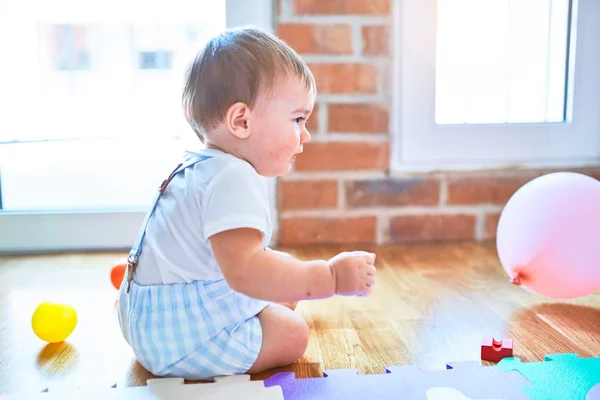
left=125, top=153, right=208, bottom=293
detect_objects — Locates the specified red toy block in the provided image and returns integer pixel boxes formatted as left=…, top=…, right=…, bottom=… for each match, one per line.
left=481, top=337, right=513, bottom=362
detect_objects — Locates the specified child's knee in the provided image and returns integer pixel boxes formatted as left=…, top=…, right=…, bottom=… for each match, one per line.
left=251, top=304, right=311, bottom=371
left=297, top=319, right=310, bottom=349
left=286, top=315, right=310, bottom=360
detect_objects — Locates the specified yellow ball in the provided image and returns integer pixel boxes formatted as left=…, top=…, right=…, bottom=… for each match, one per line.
left=31, top=302, right=77, bottom=343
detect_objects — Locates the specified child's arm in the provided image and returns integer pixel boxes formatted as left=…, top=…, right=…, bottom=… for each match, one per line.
left=266, top=248, right=293, bottom=258
left=209, top=227, right=376, bottom=303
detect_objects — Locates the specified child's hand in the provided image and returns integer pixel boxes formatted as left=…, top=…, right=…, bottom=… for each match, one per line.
left=328, top=251, right=376, bottom=296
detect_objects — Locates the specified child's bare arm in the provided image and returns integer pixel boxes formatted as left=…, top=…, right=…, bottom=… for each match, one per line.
left=209, top=228, right=376, bottom=303
left=266, top=248, right=293, bottom=258
left=210, top=228, right=334, bottom=302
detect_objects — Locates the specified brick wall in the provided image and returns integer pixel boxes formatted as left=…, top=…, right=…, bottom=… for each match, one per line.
left=273, top=0, right=600, bottom=246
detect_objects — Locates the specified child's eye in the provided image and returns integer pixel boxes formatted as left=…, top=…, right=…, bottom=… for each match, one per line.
left=294, top=117, right=305, bottom=124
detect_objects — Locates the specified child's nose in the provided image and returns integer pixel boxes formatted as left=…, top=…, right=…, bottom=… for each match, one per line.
left=301, top=128, right=311, bottom=144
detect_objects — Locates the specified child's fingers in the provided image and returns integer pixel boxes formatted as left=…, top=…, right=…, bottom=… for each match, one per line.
left=359, top=253, right=376, bottom=264
left=351, top=251, right=376, bottom=264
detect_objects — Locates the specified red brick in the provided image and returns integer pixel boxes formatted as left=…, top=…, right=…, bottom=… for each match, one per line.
left=328, top=103, right=389, bottom=133
left=309, top=63, right=378, bottom=94
left=295, top=0, right=390, bottom=15
left=389, top=214, right=476, bottom=242
left=446, top=175, right=535, bottom=205
left=484, top=212, right=501, bottom=240
left=294, top=142, right=389, bottom=172
left=279, top=180, right=338, bottom=210
left=362, top=25, right=388, bottom=55
left=346, top=178, right=440, bottom=207
left=279, top=216, right=377, bottom=245
left=277, top=23, right=352, bottom=54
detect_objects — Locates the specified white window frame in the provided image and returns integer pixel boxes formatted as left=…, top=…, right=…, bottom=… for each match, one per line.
left=391, top=0, right=600, bottom=173
left=0, top=0, right=276, bottom=253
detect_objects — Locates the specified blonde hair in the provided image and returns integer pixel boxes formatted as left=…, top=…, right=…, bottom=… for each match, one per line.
left=182, top=26, right=316, bottom=143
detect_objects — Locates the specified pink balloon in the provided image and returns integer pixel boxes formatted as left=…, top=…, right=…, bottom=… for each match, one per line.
left=496, top=172, right=600, bottom=299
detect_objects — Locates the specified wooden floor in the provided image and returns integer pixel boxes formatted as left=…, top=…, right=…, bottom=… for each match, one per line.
left=1, top=242, right=600, bottom=396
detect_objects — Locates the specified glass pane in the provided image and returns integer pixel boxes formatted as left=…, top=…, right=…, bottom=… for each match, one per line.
left=1, top=21, right=223, bottom=143
left=435, top=0, right=571, bottom=124
left=0, top=3, right=225, bottom=211
left=0, top=138, right=195, bottom=210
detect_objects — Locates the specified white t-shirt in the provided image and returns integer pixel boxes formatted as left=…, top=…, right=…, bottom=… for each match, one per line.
left=133, top=148, right=273, bottom=285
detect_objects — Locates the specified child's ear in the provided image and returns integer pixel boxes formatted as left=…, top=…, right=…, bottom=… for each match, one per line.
left=226, top=102, right=251, bottom=139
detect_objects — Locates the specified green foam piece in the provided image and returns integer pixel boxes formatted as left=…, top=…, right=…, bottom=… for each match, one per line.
left=497, top=353, right=600, bottom=400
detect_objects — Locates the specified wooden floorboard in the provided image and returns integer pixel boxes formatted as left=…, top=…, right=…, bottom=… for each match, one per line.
left=1, top=242, right=600, bottom=394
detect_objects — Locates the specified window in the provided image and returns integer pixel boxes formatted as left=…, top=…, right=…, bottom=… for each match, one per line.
left=435, top=0, right=570, bottom=125
left=51, top=24, right=92, bottom=71
left=0, top=0, right=274, bottom=252
left=392, top=0, right=600, bottom=171
left=139, top=51, right=173, bottom=70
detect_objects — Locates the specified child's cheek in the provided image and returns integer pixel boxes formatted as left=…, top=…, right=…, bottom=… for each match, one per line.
left=268, top=150, right=283, bottom=161
left=269, top=140, right=297, bottom=162
left=269, top=149, right=289, bottom=162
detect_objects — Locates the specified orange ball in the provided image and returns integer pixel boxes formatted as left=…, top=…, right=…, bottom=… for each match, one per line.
left=110, top=261, right=126, bottom=290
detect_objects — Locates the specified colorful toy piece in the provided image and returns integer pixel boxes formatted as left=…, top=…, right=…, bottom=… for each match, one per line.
left=496, top=172, right=600, bottom=299
left=587, top=383, right=600, bottom=399
left=425, top=387, right=505, bottom=399
left=25, top=375, right=283, bottom=399
left=481, top=337, right=513, bottom=362
left=31, top=302, right=77, bottom=343
left=264, top=361, right=530, bottom=399
left=110, top=259, right=127, bottom=290
left=10, top=353, right=600, bottom=399
left=498, top=353, right=600, bottom=400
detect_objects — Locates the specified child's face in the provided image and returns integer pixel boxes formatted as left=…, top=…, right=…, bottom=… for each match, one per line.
left=247, top=75, right=314, bottom=177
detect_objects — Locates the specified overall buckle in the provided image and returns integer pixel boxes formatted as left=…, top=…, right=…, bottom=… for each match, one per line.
left=126, top=255, right=137, bottom=294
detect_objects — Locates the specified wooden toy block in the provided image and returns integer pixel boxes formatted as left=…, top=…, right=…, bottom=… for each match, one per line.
left=481, top=337, right=513, bottom=362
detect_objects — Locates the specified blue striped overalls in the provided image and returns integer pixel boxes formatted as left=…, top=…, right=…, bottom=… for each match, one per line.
left=117, top=152, right=270, bottom=380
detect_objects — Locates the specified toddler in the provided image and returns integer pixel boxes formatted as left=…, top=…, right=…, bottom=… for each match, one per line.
left=117, top=26, right=377, bottom=381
